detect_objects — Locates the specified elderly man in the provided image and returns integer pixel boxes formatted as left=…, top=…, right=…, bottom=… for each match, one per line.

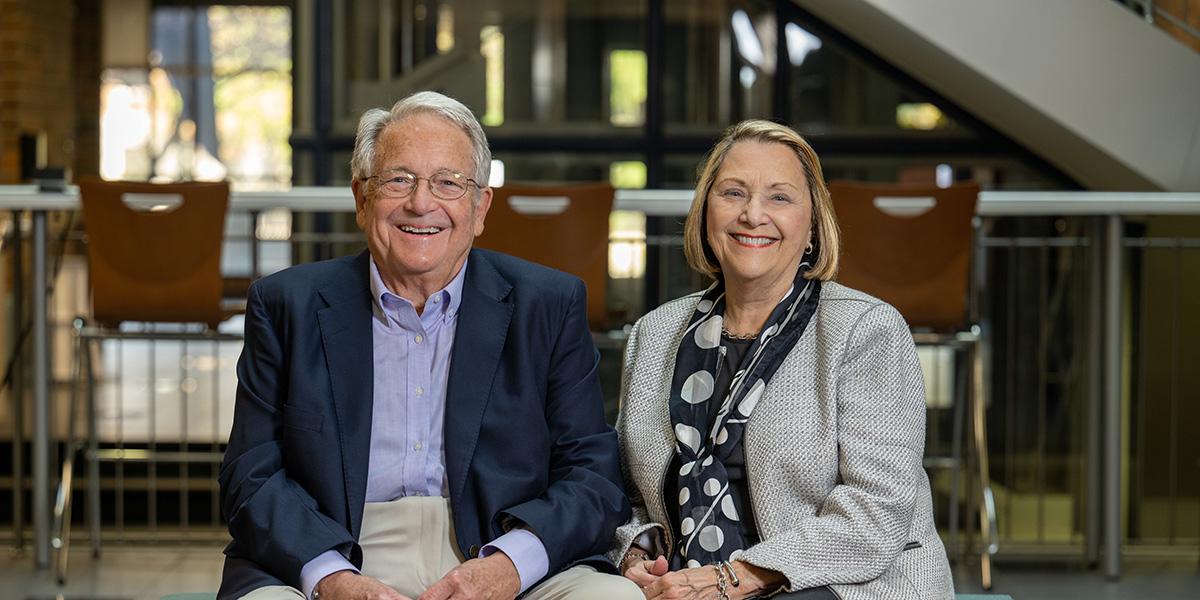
left=217, top=91, right=637, bottom=600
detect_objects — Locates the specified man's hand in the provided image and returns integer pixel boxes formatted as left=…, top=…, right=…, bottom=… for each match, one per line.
left=417, top=552, right=521, bottom=600
left=622, top=555, right=669, bottom=590
left=314, top=570, right=411, bottom=600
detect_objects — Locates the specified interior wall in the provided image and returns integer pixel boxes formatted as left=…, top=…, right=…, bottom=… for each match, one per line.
left=0, top=0, right=85, bottom=182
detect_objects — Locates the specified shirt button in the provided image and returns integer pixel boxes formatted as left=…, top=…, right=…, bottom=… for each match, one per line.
left=413, top=491, right=425, bottom=497
left=414, top=334, right=424, bottom=344
left=415, top=386, right=424, bottom=397
left=433, top=296, right=442, bottom=304
left=414, top=442, right=423, bottom=451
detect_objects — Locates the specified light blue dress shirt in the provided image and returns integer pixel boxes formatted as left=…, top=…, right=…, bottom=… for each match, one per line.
left=299, top=259, right=549, bottom=598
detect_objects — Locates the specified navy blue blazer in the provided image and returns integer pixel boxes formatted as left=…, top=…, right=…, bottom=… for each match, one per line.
left=217, top=249, right=629, bottom=599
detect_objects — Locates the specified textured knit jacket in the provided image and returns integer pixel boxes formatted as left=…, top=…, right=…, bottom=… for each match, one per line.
left=608, top=282, right=955, bottom=600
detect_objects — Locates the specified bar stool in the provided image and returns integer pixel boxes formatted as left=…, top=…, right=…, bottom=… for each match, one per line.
left=830, top=180, right=998, bottom=589
left=53, top=179, right=245, bottom=583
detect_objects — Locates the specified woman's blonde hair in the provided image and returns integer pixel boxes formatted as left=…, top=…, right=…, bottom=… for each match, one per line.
left=683, top=119, right=840, bottom=281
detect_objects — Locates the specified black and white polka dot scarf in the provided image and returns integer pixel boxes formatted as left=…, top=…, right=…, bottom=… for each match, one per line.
left=667, top=262, right=821, bottom=567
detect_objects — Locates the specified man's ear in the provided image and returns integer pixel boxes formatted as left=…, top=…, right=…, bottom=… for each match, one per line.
left=472, top=186, right=493, bottom=237
left=352, top=179, right=369, bottom=230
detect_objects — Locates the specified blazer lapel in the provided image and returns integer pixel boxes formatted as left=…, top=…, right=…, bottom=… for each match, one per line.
left=316, top=251, right=375, bottom=537
left=445, top=250, right=513, bottom=503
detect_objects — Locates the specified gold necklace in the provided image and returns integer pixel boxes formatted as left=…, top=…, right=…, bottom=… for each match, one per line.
left=721, top=327, right=758, bottom=341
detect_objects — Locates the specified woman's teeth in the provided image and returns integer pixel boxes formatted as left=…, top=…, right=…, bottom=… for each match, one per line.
left=733, top=234, right=775, bottom=246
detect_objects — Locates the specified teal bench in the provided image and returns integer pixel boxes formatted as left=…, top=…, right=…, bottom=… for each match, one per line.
left=164, top=592, right=1014, bottom=599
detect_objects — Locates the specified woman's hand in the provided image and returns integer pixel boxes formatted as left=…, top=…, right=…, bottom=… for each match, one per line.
left=641, top=566, right=720, bottom=600
left=622, top=555, right=669, bottom=589
left=641, top=561, right=786, bottom=600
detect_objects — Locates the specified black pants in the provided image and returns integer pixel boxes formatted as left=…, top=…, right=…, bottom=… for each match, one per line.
left=770, top=586, right=838, bottom=600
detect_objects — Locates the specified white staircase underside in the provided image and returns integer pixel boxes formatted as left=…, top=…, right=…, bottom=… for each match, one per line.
left=796, top=0, right=1200, bottom=191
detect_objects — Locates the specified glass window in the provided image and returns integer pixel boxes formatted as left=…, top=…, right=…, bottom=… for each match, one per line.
left=491, top=152, right=644, bottom=184
left=781, top=17, right=971, bottom=137
left=99, top=5, right=292, bottom=189
left=663, top=0, right=775, bottom=136
left=336, top=0, right=648, bottom=136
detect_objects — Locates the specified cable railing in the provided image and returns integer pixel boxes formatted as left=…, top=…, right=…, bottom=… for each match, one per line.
left=1, top=186, right=1198, bottom=582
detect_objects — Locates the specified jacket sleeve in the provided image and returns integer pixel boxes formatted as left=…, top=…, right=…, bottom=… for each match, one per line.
left=608, top=316, right=667, bottom=565
left=218, top=282, right=357, bottom=587
left=498, top=278, right=632, bottom=574
left=740, top=303, right=924, bottom=589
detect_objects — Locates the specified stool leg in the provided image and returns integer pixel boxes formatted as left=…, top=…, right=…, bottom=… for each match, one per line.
left=86, top=336, right=101, bottom=557
left=54, top=325, right=84, bottom=584
left=949, top=345, right=966, bottom=557
left=971, top=339, right=997, bottom=590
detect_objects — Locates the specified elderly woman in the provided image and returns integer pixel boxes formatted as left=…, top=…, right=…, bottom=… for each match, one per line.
left=610, top=120, right=954, bottom=600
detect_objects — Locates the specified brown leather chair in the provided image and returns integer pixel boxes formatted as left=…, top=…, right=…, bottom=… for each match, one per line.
left=54, top=179, right=244, bottom=583
left=829, top=180, right=997, bottom=589
left=475, top=182, right=614, bottom=331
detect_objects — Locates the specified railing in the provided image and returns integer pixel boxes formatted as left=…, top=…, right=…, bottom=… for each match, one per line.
left=975, top=194, right=1200, bottom=579
left=2, top=186, right=1198, bottom=580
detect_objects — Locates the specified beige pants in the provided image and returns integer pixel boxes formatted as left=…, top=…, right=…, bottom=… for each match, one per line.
left=241, top=496, right=640, bottom=600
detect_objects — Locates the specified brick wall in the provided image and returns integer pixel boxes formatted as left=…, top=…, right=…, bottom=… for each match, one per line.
left=0, top=0, right=100, bottom=184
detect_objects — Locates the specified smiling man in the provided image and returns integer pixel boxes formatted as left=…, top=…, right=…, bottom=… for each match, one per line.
left=217, top=92, right=637, bottom=600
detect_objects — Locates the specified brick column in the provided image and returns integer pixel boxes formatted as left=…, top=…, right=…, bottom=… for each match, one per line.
left=0, top=0, right=93, bottom=183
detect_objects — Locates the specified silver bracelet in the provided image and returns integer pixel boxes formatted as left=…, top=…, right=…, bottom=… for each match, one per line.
left=720, top=560, right=740, bottom=587
left=622, top=548, right=649, bottom=572
left=714, top=563, right=730, bottom=600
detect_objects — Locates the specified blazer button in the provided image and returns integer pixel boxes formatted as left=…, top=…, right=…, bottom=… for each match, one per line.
left=468, top=544, right=480, bottom=558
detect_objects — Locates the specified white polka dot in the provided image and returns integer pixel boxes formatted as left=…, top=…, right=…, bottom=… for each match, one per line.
left=763, top=324, right=779, bottom=337
left=716, top=427, right=729, bottom=445
left=738, top=379, right=766, bottom=417
left=680, top=517, right=696, bottom=536
left=678, top=487, right=690, bottom=505
left=729, top=549, right=744, bottom=561
left=675, top=424, right=702, bottom=453
left=679, top=461, right=695, bottom=476
left=699, top=525, right=724, bottom=552
left=681, top=370, right=714, bottom=404
left=704, top=478, right=721, bottom=496
left=702, top=455, right=714, bottom=467
left=694, top=315, right=723, bottom=349
left=721, top=495, right=739, bottom=521
left=696, top=299, right=714, bottom=313
left=687, top=559, right=702, bottom=569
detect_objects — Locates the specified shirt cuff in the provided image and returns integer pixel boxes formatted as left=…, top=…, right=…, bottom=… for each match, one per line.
left=481, top=528, right=550, bottom=594
left=300, top=549, right=359, bottom=600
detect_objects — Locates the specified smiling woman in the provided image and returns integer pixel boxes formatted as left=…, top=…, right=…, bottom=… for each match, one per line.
left=610, top=120, right=956, bottom=600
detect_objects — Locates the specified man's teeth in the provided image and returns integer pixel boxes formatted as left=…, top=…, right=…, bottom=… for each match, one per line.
left=400, top=225, right=443, bottom=234
left=734, top=235, right=776, bottom=246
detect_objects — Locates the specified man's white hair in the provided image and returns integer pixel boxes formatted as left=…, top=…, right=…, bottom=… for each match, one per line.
left=350, top=91, right=491, bottom=189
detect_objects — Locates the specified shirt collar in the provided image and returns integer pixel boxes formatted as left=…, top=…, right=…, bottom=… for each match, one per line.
left=368, top=257, right=468, bottom=322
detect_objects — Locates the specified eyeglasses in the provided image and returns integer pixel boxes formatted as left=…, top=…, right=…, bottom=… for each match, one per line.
left=360, top=169, right=480, bottom=201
